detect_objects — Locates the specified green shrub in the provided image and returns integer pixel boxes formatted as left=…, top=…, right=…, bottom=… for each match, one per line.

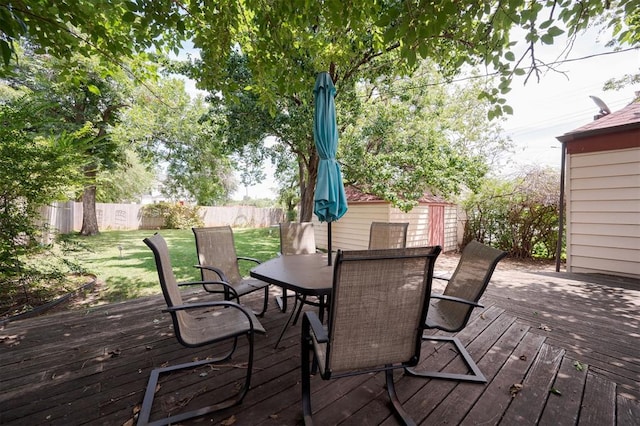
left=462, top=167, right=562, bottom=259
left=140, top=202, right=204, bottom=229
left=0, top=99, right=85, bottom=310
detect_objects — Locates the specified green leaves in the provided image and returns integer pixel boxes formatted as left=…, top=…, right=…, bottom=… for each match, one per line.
left=339, top=61, right=506, bottom=210
left=541, top=26, right=565, bottom=45
left=2, top=0, right=635, bottom=118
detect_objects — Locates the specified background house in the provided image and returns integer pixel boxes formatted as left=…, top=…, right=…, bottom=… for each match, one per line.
left=313, top=186, right=460, bottom=252
left=557, top=100, right=640, bottom=280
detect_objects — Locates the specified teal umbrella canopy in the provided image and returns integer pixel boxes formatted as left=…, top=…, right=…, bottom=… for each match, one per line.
left=313, top=72, right=348, bottom=223
left=313, top=72, right=347, bottom=265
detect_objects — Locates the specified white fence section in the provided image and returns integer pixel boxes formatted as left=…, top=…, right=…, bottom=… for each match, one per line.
left=40, top=201, right=284, bottom=234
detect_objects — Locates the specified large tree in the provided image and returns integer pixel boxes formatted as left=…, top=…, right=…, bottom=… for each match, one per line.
left=118, top=78, right=236, bottom=205
left=2, top=47, right=134, bottom=235
left=0, top=98, right=83, bottom=278
left=340, top=63, right=512, bottom=212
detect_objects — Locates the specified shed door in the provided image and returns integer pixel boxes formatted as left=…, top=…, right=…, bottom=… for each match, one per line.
left=429, top=205, right=445, bottom=247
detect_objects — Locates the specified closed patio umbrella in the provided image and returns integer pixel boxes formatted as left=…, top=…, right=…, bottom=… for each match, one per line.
left=313, top=72, right=348, bottom=265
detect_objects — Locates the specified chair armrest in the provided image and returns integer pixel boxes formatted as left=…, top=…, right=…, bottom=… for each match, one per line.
left=304, top=311, right=328, bottom=343
left=431, top=293, right=484, bottom=308
left=238, top=256, right=261, bottom=265
left=177, top=280, right=240, bottom=301
left=432, top=272, right=451, bottom=281
left=164, top=301, right=261, bottom=332
left=194, top=264, right=226, bottom=281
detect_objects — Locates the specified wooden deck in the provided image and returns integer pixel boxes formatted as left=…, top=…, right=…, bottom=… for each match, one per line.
left=1, top=262, right=639, bottom=425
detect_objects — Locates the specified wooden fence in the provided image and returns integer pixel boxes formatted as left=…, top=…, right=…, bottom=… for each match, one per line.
left=39, top=201, right=284, bottom=235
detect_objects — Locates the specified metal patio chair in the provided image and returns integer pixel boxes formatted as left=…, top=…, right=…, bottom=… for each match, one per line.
left=192, top=226, right=269, bottom=316
left=405, top=240, right=507, bottom=383
left=140, top=233, right=265, bottom=426
left=301, top=246, right=442, bottom=425
left=368, top=221, right=409, bottom=249
left=277, top=222, right=317, bottom=313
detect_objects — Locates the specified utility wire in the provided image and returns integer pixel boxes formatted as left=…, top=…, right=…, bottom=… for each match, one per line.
left=370, top=47, right=639, bottom=94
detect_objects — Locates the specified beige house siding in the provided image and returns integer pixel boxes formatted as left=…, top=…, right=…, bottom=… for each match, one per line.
left=566, top=147, right=640, bottom=278
left=313, top=202, right=458, bottom=252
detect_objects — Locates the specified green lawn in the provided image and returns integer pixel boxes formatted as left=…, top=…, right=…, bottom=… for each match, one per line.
left=63, top=227, right=280, bottom=302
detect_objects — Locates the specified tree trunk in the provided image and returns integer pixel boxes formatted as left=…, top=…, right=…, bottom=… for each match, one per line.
left=298, top=151, right=318, bottom=222
left=80, top=166, right=99, bottom=236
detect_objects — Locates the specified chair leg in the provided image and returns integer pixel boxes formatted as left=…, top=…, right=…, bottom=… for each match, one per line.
left=256, top=286, right=269, bottom=317
left=137, top=334, right=254, bottom=426
left=276, top=289, right=296, bottom=313
left=301, top=316, right=314, bottom=426
left=404, top=335, right=487, bottom=383
left=385, top=368, right=416, bottom=426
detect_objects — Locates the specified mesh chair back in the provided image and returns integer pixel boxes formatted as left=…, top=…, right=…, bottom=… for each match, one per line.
left=439, top=240, right=507, bottom=330
left=143, top=233, right=194, bottom=338
left=326, top=246, right=441, bottom=373
left=279, top=222, right=316, bottom=255
left=193, top=226, right=243, bottom=284
left=368, top=222, right=409, bottom=249
left=144, top=233, right=183, bottom=308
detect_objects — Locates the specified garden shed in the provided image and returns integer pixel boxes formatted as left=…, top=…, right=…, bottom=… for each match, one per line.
left=313, top=186, right=460, bottom=253
left=557, top=100, right=640, bottom=280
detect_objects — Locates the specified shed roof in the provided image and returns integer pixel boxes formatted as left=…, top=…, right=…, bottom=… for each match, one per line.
left=557, top=101, right=640, bottom=142
left=345, top=186, right=451, bottom=204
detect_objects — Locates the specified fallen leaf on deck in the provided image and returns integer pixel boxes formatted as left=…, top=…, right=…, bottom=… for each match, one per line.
left=269, top=414, right=279, bottom=420
left=221, top=415, right=237, bottom=425
left=550, top=387, right=562, bottom=395
left=573, top=360, right=585, bottom=371
left=509, top=383, right=523, bottom=397
left=538, top=324, right=552, bottom=332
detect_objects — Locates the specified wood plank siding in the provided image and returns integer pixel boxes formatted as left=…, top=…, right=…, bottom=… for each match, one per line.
left=313, top=203, right=459, bottom=252
left=566, top=147, right=640, bottom=278
left=39, top=202, right=285, bottom=235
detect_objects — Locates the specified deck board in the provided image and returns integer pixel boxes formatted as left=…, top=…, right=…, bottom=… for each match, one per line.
left=1, top=267, right=638, bottom=425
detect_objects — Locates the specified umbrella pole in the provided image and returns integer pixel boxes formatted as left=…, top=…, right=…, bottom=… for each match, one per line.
left=328, top=222, right=332, bottom=266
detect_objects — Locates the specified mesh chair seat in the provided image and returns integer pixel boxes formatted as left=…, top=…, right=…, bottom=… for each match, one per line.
left=176, top=305, right=266, bottom=346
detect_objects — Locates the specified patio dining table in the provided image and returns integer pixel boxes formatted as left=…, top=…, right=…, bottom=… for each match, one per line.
left=250, top=253, right=334, bottom=347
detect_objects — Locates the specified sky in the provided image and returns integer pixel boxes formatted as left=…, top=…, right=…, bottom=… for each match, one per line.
left=499, top=30, right=640, bottom=175
left=183, top=28, right=638, bottom=199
